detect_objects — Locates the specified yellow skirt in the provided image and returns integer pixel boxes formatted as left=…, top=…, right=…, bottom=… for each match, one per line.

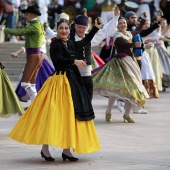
left=9, top=73, right=100, bottom=154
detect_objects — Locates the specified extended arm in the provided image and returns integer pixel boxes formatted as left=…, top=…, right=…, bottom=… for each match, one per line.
left=75, top=26, right=99, bottom=48
left=4, top=24, right=38, bottom=36
left=10, top=47, right=25, bottom=58
left=131, top=18, right=146, bottom=37
left=140, top=22, right=160, bottom=37
left=91, top=14, right=119, bottom=47
left=45, top=27, right=57, bottom=39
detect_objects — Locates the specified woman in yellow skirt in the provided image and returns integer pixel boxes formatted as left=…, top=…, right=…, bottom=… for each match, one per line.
left=9, top=19, right=103, bottom=161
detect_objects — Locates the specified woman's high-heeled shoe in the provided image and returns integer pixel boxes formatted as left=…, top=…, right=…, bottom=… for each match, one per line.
left=123, top=115, right=135, bottom=123
left=41, top=151, right=55, bottom=161
left=105, top=111, right=112, bottom=121
left=62, top=153, right=79, bottom=161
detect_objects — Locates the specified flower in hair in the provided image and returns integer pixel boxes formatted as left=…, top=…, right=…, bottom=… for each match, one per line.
left=51, top=37, right=57, bottom=42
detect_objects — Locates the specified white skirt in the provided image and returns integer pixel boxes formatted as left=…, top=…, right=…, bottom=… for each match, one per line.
left=141, top=51, right=155, bottom=80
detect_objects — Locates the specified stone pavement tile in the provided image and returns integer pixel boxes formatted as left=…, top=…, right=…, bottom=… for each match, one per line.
left=0, top=87, right=170, bottom=170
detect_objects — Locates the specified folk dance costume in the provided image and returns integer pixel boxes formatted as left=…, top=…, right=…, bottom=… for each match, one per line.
left=9, top=26, right=100, bottom=154
left=70, top=15, right=119, bottom=101
left=0, top=63, right=24, bottom=118
left=96, top=0, right=120, bottom=64
left=163, top=28, right=170, bottom=55
left=144, top=29, right=170, bottom=90
left=153, top=29, right=170, bottom=88
left=15, top=57, right=54, bottom=101
left=153, top=30, right=170, bottom=75
left=15, top=37, right=55, bottom=102
left=99, top=36, right=115, bottom=62
left=125, top=11, right=160, bottom=96
left=141, top=50, right=159, bottom=98
left=93, top=31, right=149, bottom=109
left=144, top=42, right=163, bottom=92
left=162, top=25, right=170, bottom=86
left=141, top=31, right=163, bottom=91
left=46, top=14, right=119, bottom=101
left=139, top=25, right=161, bottom=98
left=3, top=6, right=44, bottom=101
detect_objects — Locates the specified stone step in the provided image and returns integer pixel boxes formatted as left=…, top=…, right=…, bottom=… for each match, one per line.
left=2, top=61, right=26, bottom=68
left=0, top=42, right=26, bottom=81
left=5, top=68, right=23, bottom=76
left=0, top=56, right=26, bottom=62
left=0, top=49, right=24, bottom=53
left=0, top=41, right=25, bottom=48
left=7, top=75, right=20, bottom=82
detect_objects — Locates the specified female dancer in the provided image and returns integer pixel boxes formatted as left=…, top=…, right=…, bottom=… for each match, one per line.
left=9, top=19, right=102, bottom=161
left=161, top=18, right=170, bottom=54
left=161, top=18, right=170, bottom=87
left=145, top=18, right=170, bottom=91
left=139, top=20, right=159, bottom=98
left=93, top=17, right=149, bottom=123
left=142, top=19, right=163, bottom=92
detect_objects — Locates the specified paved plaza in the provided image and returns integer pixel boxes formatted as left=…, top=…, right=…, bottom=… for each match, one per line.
left=0, top=86, right=170, bottom=170
left=0, top=42, right=170, bottom=170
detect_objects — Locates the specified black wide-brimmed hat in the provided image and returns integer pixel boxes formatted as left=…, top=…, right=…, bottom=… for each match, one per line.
left=21, top=6, right=41, bottom=16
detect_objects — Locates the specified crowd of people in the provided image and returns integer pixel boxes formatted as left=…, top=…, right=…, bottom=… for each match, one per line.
left=0, top=0, right=170, bottom=163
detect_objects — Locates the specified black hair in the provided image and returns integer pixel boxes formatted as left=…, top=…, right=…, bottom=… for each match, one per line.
left=151, top=16, right=157, bottom=24
left=161, top=18, right=167, bottom=22
left=118, top=17, right=125, bottom=21
left=56, top=20, right=69, bottom=28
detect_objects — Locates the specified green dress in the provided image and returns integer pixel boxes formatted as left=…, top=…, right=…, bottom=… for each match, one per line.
left=0, top=63, right=24, bottom=117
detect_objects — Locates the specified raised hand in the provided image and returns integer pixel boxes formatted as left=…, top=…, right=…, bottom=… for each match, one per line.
left=114, top=7, right=120, bottom=17
left=94, top=17, right=103, bottom=29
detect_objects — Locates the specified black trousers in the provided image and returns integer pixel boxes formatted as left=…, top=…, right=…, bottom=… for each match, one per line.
left=82, top=76, right=93, bottom=101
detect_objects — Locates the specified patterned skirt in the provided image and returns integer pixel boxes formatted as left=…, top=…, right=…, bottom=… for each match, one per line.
left=92, top=56, right=149, bottom=108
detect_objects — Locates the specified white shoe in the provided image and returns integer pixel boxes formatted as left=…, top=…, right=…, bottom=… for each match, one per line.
left=133, top=108, right=148, bottom=114
left=117, top=100, right=124, bottom=112
left=25, top=86, right=37, bottom=101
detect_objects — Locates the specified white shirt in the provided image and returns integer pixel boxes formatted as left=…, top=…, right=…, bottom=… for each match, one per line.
left=46, top=14, right=119, bottom=47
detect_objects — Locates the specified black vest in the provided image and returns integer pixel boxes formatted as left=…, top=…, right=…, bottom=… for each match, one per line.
left=70, top=35, right=92, bottom=65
